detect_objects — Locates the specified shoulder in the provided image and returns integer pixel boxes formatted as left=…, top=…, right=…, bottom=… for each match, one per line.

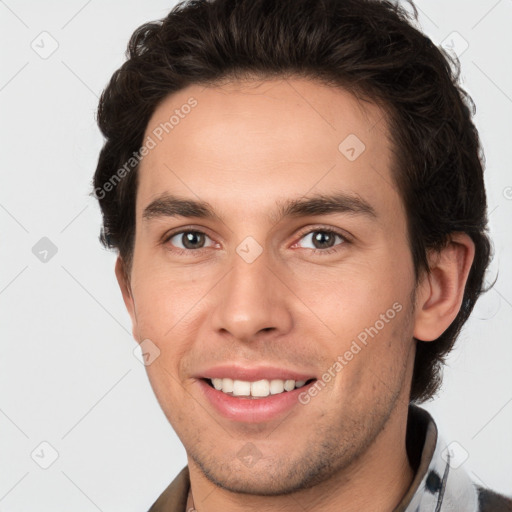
left=147, top=466, right=190, bottom=512
left=478, top=487, right=512, bottom=512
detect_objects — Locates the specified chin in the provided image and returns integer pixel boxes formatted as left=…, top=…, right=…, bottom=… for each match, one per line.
left=190, top=449, right=342, bottom=496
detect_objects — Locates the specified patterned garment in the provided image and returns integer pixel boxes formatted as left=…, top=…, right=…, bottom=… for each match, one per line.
left=399, top=406, right=512, bottom=512
left=403, top=413, right=479, bottom=511
left=148, top=405, right=512, bottom=511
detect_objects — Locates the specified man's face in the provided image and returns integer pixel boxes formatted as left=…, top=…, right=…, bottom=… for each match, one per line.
left=122, top=78, right=419, bottom=494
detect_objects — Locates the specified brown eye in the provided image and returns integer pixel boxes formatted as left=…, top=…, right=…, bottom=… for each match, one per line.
left=310, top=231, right=337, bottom=249
left=296, top=229, right=347, bottom=253
left=167, top=231, right=213, bottom=250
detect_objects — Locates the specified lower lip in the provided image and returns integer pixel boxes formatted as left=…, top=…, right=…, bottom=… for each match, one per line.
left=197, top=379, right=315, bottom=423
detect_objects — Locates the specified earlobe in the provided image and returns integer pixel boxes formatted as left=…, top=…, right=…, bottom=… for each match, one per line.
left=413, top=233, right=475, bottom=342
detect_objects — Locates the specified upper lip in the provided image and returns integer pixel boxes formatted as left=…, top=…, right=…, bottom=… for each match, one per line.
left=194, top=364, right=317, bottom=382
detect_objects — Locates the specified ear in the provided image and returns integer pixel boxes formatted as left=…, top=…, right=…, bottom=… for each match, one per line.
left=413, top=233, right=475, bottom=342
left=115, top=256, right=138, bottom=340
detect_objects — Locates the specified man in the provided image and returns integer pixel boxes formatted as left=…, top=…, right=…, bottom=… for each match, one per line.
left=93, top=0, right=511, bottom=510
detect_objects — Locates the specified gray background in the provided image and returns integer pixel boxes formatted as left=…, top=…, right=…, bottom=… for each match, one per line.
left=1, top=0, right=511, bottom=510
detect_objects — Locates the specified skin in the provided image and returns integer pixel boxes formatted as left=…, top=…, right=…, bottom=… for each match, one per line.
left=116, top=77, right=475, bottom=511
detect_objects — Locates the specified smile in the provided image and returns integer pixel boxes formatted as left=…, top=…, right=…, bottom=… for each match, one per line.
left=206, top=377, right=315, bottom=398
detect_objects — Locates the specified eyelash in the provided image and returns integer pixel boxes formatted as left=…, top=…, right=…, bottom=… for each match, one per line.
left=162, top=226, right=349, bottom=257
left=293, top=227, right=348, bottom=255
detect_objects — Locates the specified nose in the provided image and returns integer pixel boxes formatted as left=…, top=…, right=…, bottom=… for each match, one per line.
left=209, top=248, right=293, bottom=343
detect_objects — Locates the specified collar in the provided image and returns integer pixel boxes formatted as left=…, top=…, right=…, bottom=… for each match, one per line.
left=168, top=406, right=481, bottom=511
left=400, top=405, right=479, bottom=511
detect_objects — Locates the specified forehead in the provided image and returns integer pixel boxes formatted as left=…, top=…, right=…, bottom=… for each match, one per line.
left=137, top=77, right=400, bottom=221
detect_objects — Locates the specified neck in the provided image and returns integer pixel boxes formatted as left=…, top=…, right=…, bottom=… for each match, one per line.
left=187, top=402, right=415, bottom=512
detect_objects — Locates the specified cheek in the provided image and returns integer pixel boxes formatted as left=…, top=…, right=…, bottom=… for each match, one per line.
left=129, top=265, right=210, bottom=385
left=129, top=261, right=208, bottom=340
left=297, top=258, right=410, bottom=334
left=302, top=261, right=414, bottom=400
left=322, top=311, right=414, bottom=422
left=350, top=285, right=412, bottom=375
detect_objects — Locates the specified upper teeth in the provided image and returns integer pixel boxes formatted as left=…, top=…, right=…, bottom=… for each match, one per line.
left=211, top=378, right=308, bottom=397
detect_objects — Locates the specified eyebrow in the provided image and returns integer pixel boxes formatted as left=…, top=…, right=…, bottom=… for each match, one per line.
left=142, top=192, right=377, bottom=223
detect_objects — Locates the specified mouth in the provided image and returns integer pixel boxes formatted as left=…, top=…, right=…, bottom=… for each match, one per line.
left=196, top=370, right=318, bottom=422
left=202, top=377, right=316, bottom=399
